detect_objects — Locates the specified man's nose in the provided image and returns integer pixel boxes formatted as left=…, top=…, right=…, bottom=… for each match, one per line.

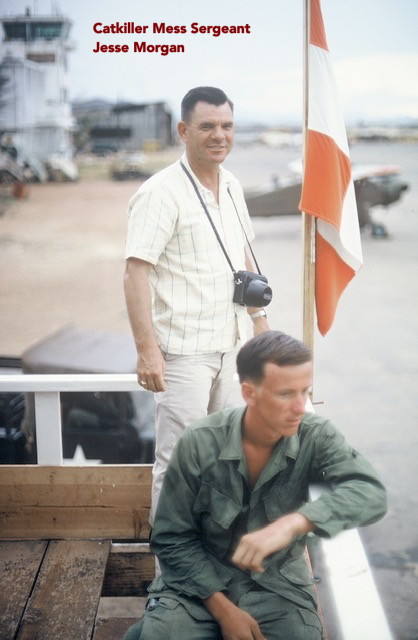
left=211, top=125, right=224, bottom=139
left=292, top=395, right=306, bottom=414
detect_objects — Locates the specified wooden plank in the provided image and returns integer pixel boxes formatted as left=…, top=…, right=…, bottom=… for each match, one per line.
left=94, top=595, right=146, bottom=640
left=0, top=465, right=152, bottom=540
left=103, top=547, right=155, bottom=596
left=0, top=465, right=152, bottom=506
left=0, top=540, right=47, bottom=640
left=16, top=539, right=111, bottom=640
left=93, top=617, right=141, bottom=640
left=1, top=506, right=150, bottom=540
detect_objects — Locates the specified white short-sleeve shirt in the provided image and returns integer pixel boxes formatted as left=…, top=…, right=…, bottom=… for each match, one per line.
left=125, top=154, right=255, bottom=355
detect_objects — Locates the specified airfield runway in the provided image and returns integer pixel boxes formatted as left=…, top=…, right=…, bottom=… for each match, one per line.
left=0, top=141, right=417, bottom=638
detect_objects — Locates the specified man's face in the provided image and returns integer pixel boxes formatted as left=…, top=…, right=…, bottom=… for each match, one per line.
left=243, top=361, right=313, bottom=443
left=178, top=101, right=234, bottom=170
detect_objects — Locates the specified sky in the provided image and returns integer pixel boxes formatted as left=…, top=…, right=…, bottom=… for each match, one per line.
left=1, top=0, right=418, bottom=126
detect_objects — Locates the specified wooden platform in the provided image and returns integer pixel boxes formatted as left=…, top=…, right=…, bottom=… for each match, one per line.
left=0, top=465, right=154, bottom=640
left=0, top=464, right=394, bottom=640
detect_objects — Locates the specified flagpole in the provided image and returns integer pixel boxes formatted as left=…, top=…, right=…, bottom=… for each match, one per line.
left=301, top=0, right=316, bottom=353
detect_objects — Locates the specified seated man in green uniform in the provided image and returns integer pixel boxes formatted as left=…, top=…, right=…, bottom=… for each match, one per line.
left=124, top=330, right=387, bottom=640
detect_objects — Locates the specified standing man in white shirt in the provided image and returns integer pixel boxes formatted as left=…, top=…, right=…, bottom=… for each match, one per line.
left=124, top=86, right=271, bottom=521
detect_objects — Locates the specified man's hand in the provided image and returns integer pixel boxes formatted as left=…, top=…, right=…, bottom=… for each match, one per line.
left=137, top=344, right=166, bottom=392
left=232, top=513, right=314, bottom=573
left=218, top=607, right=265, bottom=640
left=204, top=592, right=265, bottom=640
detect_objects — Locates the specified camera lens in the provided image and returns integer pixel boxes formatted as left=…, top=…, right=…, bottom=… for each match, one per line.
left=245, top=279, right=273, bottom=307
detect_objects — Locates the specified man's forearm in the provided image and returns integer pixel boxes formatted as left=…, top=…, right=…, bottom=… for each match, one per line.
left=124, top=258, right=166, bottom=391
left=204, top=591, right=235, bottom=620
left=244, top=253, right=270, bottom=335
left=124, top=259, right=157, bottom=349
left=232, top=512, right=314, bottom=573
left=204, top=591, right=264, bottom=639
left=249, top=312, right=269, bottom=336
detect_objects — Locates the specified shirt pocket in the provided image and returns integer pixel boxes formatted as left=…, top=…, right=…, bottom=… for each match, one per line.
left=193, top=482, right=241, bottom=556
left=263, top=477, right=308, bottom=521
left=170, top=209, right=214, bottom=271
left=279, top=556, right=314, bottom=587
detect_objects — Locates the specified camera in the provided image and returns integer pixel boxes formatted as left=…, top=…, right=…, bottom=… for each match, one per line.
left=233, top=270, right=273, bottom=307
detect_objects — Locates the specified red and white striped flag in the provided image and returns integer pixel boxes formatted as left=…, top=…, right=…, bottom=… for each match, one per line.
left=299, top=0, right=363, bottom=335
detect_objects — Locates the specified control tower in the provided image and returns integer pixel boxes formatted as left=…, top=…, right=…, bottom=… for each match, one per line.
left=0, top=8, right=77, bottom=180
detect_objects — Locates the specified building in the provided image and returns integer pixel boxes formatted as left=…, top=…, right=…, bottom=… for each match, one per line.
left=0, top=9, right=77, bottom=181
left=74, top=100, right=173, bottom=155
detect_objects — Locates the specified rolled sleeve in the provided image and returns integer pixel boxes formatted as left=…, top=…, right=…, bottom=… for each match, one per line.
left=298, top=420, right=387, bottom=538
left=125, top=185, right=178, bottom=263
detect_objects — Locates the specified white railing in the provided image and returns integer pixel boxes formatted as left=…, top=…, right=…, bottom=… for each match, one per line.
left=0, top=372, right=393, bottom=640
left=309, top=487, right=393, bottom=640
left=0, top=373, right=143, bottom=464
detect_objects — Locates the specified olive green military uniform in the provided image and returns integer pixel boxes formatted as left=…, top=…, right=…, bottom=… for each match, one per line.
left=124, top=407, right=386, bottom=639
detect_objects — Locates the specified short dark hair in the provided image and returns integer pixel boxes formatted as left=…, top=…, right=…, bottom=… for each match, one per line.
left=236, top=330, right=312, bottom=383
left=181, top=86, right=234, bottom=122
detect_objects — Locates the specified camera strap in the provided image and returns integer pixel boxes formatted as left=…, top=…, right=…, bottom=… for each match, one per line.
left=180, top=161, right=262, bottom=277
left=227, top=186, right=263, bottom=276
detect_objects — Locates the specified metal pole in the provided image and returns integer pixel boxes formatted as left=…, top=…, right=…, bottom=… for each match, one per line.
left=301, top=0, right=316, bottom=353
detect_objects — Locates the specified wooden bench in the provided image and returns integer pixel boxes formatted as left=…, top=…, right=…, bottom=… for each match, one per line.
left=0, top=464, right=394, bottom=640
left=0, top=465, right=154, bottom=640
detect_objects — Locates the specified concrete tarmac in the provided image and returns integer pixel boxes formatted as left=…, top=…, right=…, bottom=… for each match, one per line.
left=229, top=142, right=418, bottom=640
left=0, top=141, right=417, bottom=638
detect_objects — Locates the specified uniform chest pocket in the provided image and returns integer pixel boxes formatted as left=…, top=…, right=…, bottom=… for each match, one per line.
left=263, top=477, right=308, bottom=521
left=193, top=482, right=241, bottom=528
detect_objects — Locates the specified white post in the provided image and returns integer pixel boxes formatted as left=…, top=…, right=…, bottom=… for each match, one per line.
left=34, top=391, right=63, bottom=464
left=301, top=0, right=316, bottom=354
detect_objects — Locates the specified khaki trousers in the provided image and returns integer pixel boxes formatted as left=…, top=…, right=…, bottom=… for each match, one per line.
left=150, top=349, right=238, bottom=524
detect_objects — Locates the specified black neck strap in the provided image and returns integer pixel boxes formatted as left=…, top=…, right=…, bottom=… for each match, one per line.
left=180, top=161, right=262, bottom=276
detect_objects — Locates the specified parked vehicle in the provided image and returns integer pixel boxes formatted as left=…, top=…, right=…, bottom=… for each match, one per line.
left=1, top=325, right=155, bottom=464
left=0, top=383, right=27, bottom=463
left=245, top=163, right=409, bottom=237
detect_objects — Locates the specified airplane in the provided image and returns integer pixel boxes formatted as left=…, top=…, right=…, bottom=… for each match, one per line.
left=245, top=163, right=409, bottom=238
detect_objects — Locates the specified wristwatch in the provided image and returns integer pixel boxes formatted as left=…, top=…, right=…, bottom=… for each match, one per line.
left=250, top=309, right=267, bottom=321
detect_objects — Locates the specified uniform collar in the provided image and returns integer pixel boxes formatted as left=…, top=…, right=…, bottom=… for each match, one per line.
left=219, top=406, right=246, bottom=461
left=279, top=432, right=300, bottom=461
left=219, top=406, right=302, bottom=464
left=219, top=407, right=304, bottom=488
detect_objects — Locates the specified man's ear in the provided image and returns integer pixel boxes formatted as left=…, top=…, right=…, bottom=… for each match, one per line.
left=241, top=380, right=257, bottom=406
left=177, top=120, right=187, bottom=141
